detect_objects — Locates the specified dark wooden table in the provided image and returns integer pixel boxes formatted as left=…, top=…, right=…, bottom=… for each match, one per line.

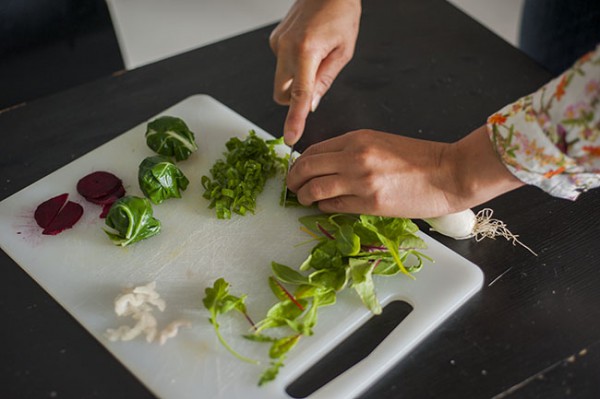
left=1, top=0, right=599, bottom=398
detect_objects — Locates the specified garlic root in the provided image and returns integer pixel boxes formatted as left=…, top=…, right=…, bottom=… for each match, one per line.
left=424, top=208, right=537, bottom=256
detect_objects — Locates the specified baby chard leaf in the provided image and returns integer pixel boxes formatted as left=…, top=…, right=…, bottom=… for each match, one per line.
left=349, top=258, right=382, bottom=315
left=335, top=224, right=361, bottom=256
left=269, top=335, right=301, bottom=359
left=315, top=289, right=337, bottom=308
left=298, top=214, right=337, bottom=236
left=309, top=268, right=348, bottom=292
left=271, top=262, right=310, bottom=285
left=266, top=299, right=307, bottom=320
left=310, top=240, right=343, bottom=270
left=358, top=215, right=414, bottom=278
left=268, top=276, right=306, bottom=311
left=202, top=278, right=258, bottom=364
left=203, top=278, right=246, bottom=316
left=259, top=358, right=286, bottom=386
left=397, top=234, right=428, bottom=250
left=268, top=276, right=290, bottom=302
left=299, top=298, right=320, bottom=335
left=243, top=333, right=279, bottom=343
left=299, top=254, right=313, bottom=271
left=371, top=258, right=400, bottom=276
left=255, top=299, right=308, bottom=333
left=294, top=284, right=326, bottom=299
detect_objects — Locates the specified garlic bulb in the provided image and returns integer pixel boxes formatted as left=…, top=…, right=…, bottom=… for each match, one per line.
left=424, top=208, right=537, bottom=255
left=424, top=209, right=477, bottom=239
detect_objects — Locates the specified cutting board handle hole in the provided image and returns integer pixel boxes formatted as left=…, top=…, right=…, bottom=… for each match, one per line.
left=285, top=300, right=413, bottom=398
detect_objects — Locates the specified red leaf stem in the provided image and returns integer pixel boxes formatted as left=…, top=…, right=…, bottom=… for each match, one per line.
left=243, top=312, right=257, bottom=331
left=316, top=222, right=335, bottom=240
left=361, top=244, right=387, bottom=252
left=272, top=278, right=305, bottom=311
left=372, top=259, right=382, bottom=272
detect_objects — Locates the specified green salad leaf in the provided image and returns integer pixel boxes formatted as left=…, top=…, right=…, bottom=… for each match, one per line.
left=204, top=212, right=432, bottom=386
left=349, top=258, right=381, bottom=314
left=258, top=356, right=287, bottom=386
left=202, top=278, right=258, bottom=364
left=145, top=115, right=198, bottom=161
left=138, top=155, right=190, bottom=204
left=104, top=196, right=161, bottom=246
left=202, top=131, right=286, bottom=219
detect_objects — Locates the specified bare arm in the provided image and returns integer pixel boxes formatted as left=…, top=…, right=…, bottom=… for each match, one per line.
left=447, top=125, right=524, bottom=211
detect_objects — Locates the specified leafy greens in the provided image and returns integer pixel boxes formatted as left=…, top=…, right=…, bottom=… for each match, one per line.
left=104, top=196, right=161, bottom=246
left=138, top=155, right=190, bottom=204
left=203, top=278, right=258, bottom=364
left=203, top=212, right=432, bottom=385
left=201, top=130, right=287, bottom=219
left=145, top=115, right=198, bottom=161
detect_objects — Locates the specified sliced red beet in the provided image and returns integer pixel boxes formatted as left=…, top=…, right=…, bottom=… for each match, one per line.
left=34, top=193, right=69, bottom=228
left=77, top=171, right=123, bottom=200
left=99, top=202, right=114, bottom=219
left=42, top=201, right=84, bottom=235
left=86, top=184, right=126, bottom=205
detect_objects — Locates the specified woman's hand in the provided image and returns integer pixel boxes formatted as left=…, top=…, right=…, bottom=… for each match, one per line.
left=287, top=127, right=524, bottom=218
left=270, top=0, right=361, bottom=145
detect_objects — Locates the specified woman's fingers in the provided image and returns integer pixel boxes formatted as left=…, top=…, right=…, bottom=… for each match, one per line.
left=278, top=46, right=355, bottom=144
left=294, top=174, right=357, bottom=206
left=270, top=0, right=362, bottom=144
left=287, top=137, right=357, bottom=192
left=272, top=56, right=294, bottom=105
left=283, top=55, right=321, bottom=145
left=295, top=183, right=389, bottom=216
left=285, top=129, right=462, bottom=218
left=317, top=195, right=372, bottom=215
left=288, top=134, right=376, bottom=204
left=296, top=132, right=353, bottom=156
left=312, top=46, right=354, bottom=108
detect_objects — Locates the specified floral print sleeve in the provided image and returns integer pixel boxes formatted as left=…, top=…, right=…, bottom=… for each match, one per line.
left=487, top=43, right=600, bottom=200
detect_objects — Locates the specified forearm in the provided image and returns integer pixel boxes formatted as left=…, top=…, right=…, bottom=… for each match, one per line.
left=444, top=125, right=524, bottom=212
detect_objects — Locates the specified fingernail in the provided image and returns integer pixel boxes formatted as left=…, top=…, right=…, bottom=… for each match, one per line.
left=284, top=131, right=296, bottom=146
left=311, top=95, right=321, bottom=112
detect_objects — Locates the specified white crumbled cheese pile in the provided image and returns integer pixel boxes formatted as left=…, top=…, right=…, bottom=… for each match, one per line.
left=105, top=281, right=191, bottom=345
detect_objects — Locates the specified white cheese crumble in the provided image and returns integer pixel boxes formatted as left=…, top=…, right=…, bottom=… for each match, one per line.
left=105, top=281, right=190, bottom=345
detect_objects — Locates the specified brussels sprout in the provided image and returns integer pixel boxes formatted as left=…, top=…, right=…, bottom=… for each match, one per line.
left=138, top=155, right=189, bottom=204
left=145, top=116, right=198, bottom=161
left=104, top=196, right=161, bottom=246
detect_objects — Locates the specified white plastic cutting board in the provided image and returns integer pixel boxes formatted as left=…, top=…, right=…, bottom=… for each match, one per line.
left=0, top=95, right=483, bottom=399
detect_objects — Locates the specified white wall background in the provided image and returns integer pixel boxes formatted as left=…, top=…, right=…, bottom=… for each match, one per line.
left=107, top=0, right=525, bottom=69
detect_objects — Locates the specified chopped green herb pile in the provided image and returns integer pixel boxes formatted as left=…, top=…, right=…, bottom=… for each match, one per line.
left=202, top=213, right=432, bottom=385
left=138, top=155, right=190, bottom=204
left=145, top=115, right=198, bottom=161
left=201, top=130, right=287, bottom=219
left=104, top=196, right=161, bottom=246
